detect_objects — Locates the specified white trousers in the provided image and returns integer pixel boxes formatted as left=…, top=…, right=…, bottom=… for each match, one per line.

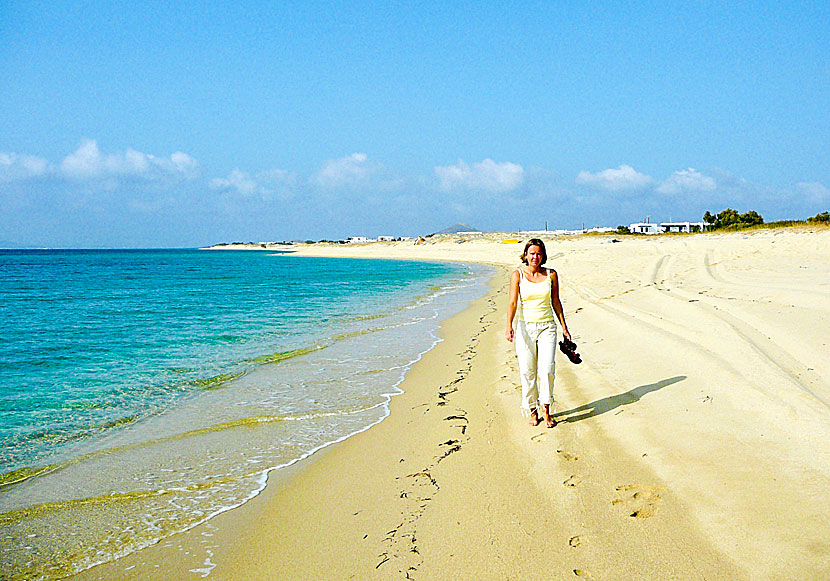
left=515, top=320, right=557, bottom=411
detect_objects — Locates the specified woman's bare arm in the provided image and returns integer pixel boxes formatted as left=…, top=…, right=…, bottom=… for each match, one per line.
left=550, top=270, right=571, bottom=341
left=506, top=269, right=520, bottom=342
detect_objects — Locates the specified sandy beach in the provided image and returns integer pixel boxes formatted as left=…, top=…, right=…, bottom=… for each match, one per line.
left=79, top=227, right=830, bottom=579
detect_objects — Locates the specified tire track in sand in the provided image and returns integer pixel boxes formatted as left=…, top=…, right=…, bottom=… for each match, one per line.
left=572, top=252, right=828, bottom=410
left=703, top=250, right=827, bottom=299
left=664, top=253, right=829, bottom=409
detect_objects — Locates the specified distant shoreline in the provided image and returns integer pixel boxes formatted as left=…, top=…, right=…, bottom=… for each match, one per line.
left=201, top=223, right=829, bottom=252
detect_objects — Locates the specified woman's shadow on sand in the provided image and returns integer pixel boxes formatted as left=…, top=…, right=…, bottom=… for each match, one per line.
left=554, top=376, right=686, bottom=424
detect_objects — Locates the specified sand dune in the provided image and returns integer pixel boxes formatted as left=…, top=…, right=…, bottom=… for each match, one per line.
left=78, top=228, right=830, bottom=579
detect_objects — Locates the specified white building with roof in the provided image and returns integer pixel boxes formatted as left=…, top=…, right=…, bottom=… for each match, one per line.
left=629, top=222, right=661, bottom=234
left=659, top=221, right=707, bottom=233
left=628, top=219, right=709, bottom=234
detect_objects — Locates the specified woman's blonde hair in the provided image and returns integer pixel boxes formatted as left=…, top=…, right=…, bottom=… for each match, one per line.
left=520, top=238, right=547, bottom=265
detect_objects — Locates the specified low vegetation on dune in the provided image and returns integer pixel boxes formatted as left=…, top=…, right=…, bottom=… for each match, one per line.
left=703, top=208, right=764, bottom=230
left=616, top=210, right=828, bottom=235
left=807, top=211, right=829, bottom=224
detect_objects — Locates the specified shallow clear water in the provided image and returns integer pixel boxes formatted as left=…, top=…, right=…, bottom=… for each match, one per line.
left=0, top=249, right=491, bottom=579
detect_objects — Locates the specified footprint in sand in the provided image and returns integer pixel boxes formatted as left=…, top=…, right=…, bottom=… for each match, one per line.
left=557, top=449, right=581, bottom=461
left=573, top=569, right=592, bottom=577
left=499, top=381, right=521, bottom=395
left=568, top=535, right=582, bottom=548
left=563, top=475, right=582, bottom=487
left=612, top=484, right=662, bottom=518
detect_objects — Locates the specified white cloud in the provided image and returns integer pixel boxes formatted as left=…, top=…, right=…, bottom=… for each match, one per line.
left=168, top=152, right=199, bottom=179
left=796, top=181, right=830, bottom=202
left=0, top=152, right=50, bottom=182
left=211, top=168, right=258, bottom=195
left=312, top=153, right=379, bottom=189
left=435, top=159, right=524, bottom=193
left=59, top=139, right=199, bottom=182
left=575, top=165, right=653, bottom=192
left=210, top=167, right=297, bottom=200
left=656, top=168, right=716, bottom=195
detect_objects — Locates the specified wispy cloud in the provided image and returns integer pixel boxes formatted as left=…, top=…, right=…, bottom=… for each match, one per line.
left=59, top=139, right=199, bottom=182
left=575, top=165, right=653, bottom=192
left=311, top=153, right=379, bottom=189
left=169, top=152, right=199, bottom=178
left=434, top=158, right=524, bottom=193
left=210, top=168, right=258, bottom=195
left=210, top=167, right=297, bottom=200
left=655, top=168, right=716, bottom=195
left=0, top=152, right=50, bottom=182
left=796, top=181, right=830, bottom=203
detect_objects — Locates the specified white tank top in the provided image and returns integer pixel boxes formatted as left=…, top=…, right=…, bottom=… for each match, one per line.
left=518, top=269, right=554, bottom=323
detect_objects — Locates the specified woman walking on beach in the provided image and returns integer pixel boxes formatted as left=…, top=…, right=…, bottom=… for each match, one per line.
left=506, top=239, right=571, bottom=427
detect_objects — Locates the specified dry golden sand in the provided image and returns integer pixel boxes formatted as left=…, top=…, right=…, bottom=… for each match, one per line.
left=79, top=228, right=830, bottom=579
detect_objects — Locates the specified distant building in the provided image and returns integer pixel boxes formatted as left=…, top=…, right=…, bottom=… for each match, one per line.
left=377, top=235, right=396, bottom=241
left=629, top=222, right=661, bottom=234
left=659, top=221, right=707, bottom=233
left=629, top=220, right=709, bottom=234
left=346, top=236, right=374, bottom=244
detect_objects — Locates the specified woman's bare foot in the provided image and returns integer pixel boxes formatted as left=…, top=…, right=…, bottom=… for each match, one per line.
left=528, top=409, right=540, bottom=426
left=543, top=405, right=557, bottom=428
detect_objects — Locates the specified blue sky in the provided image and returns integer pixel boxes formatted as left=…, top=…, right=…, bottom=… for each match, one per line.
left=1, top=1, right=827, bottom=247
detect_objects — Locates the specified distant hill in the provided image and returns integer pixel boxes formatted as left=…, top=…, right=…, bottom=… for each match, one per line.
left=433, top=223, right=481, bottom=235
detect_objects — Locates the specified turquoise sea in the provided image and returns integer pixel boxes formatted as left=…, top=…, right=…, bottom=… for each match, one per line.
left=0, top=249, right=491, bottom=578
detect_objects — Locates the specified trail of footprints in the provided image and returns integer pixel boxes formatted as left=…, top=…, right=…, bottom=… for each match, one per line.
left=558, top=457, right=595, bottom=581
left=550, top=445, right=663, bottom=577
left=553, top=446, right=662, bottom=518
left=374, top=291, right=500, bottom=578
